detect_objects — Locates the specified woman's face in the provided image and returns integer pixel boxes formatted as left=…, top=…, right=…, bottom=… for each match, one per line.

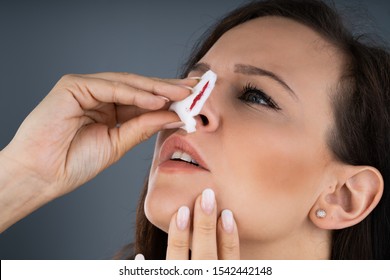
left=146, top=16, right=345, bottom=255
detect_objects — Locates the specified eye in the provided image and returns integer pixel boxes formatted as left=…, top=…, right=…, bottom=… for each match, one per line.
left=238, top=83, right=281, bottom=110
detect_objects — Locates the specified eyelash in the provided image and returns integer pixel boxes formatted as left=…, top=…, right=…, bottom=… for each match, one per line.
left=238, top=83, right=281, bottom=110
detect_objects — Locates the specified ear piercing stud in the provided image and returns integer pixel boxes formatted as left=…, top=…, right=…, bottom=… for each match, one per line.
left=316, top=209, right=327, bottom=218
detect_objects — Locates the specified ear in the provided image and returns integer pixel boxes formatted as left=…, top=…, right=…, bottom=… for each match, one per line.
left=310, top=166, right=383, bottom=230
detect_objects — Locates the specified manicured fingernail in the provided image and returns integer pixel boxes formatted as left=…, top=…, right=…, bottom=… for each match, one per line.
left=181, top=85, right=194, bottom=91
left=221, top=209, right=234, bottom=233
left=176, top=206, right=190, bottom=230
left=201, top=188, right=215, bottom=215
left=162, top=121, right=184, bottom=130
left=157, top=95, right=170, bottom=102
left=187, top=76, right=202, bottom=81
left=134, top=253, right=145, bottom=260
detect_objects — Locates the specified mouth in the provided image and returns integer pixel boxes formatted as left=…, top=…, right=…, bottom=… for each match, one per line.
left=170, top=150, right=200, bottom=167
left=158, top=135, right=209, bottom=172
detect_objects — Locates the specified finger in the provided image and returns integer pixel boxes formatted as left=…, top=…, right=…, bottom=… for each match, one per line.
left=166, top=206, right=191, bottom=260
left=115, top=101, right=172, bottom=124
left=81, top=72, right=193, bottom=101
left=84, top=72, right=199, bottom=91
left=159, top=77, right=199, bottom=88
left=115, top=105, right=149, bottom=124
left=217, top=209, right=240, bottom=260
left=57, top=74, right=172, bottom=111
left=191, top=188, right=218, bottom=260
left=113, top=110, right=181, bottom=156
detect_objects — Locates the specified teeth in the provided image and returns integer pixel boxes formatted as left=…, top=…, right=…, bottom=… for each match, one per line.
left=170, top=151, right=199, bottom=165
left=171, top=151, right=182, bottom=160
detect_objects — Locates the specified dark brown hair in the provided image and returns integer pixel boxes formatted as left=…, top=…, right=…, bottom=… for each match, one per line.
left=125, top=0, right=390, bottom=259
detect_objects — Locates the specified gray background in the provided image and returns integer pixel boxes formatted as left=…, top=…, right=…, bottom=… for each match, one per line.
left=0, top=0, right=389, bottom=259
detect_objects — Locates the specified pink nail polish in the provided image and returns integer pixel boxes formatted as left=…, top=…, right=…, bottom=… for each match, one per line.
left=201, top=188, right=215, bottom=215
left=221, top=209, right=234, bottom=233
left=176, top=206, right=190, bottom=230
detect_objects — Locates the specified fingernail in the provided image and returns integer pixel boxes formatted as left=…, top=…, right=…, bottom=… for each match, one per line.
left=221, top=209, right=234, bottom=233
left=134, top=253, right=145, bottom=260
left=201, top=188, right=215, bottom=215
left=180, top=85, right=193, bottom=91
left=162, top=121, right=184, bottom=130
left=176, top=206, right=190, bottom=230
left=187, top=76, right=202, bottom=81
left=157, top=95, right=170, bottom=103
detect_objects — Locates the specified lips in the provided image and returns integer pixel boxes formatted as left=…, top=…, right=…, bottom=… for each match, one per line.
left=158, top=135, right=209, bottom=171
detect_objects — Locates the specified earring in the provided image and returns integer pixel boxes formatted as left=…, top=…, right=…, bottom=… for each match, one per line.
left=316, top=209, right=327, bottom=218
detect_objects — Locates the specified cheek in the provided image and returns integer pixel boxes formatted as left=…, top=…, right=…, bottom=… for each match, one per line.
left=145, top=132, right=175, bottom=232
left=144, top=178, right=184, bottom=233
left=215, top=122, right=328, bottom=241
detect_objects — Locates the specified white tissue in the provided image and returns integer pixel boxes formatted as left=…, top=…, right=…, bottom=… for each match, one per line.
left=169, top=70, right=217, bottom=133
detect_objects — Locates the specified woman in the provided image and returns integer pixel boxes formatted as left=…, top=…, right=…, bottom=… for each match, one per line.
left=132, top=0, right=390, bottom=259
left=0, top=0, right=389, bottom=259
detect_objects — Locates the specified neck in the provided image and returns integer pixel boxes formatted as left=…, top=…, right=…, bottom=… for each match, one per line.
left=239, top=225, right=331, bottom=259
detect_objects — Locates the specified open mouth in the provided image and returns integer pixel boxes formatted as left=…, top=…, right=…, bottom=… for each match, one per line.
left=158, top=134, right=210, bottom=172
left=170, top=151, right=200, bottom=167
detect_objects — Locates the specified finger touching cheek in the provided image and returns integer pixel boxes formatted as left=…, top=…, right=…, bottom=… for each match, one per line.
left=166, top=206, right=191, bottom=260
left=191, top=189, right=218, bottom=260
left=217, top=209, right=240, bottom=260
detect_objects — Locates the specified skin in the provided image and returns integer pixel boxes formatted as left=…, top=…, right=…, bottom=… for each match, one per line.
left=146, top=16, right=347, bottom=259
left=0, top=73, right=194, bottom=232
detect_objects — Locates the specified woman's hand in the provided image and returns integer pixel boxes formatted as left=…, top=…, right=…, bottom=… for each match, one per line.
left=166, top=189, right=240, bottom=259
left=0, top=72, right=193, bottom=231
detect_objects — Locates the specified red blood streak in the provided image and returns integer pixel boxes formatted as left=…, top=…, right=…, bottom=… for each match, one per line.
left=189, top=81, right=209, bottom=111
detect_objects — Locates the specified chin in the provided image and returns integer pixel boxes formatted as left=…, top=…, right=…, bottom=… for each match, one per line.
left=145, top=169, right=214, bottom=232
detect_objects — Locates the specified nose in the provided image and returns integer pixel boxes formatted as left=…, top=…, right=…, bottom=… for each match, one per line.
left=194, top=93, right=220, bottom=132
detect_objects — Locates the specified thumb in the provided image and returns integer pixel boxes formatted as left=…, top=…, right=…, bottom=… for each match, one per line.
left=115, top=110, right=181, bottom=156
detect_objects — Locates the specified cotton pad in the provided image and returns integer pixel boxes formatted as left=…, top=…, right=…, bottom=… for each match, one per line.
left=169, top=70, right=217, bottom=133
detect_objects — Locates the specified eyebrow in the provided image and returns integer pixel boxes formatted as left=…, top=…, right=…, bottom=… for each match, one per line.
left=189, top=62, right=298, bottom=100
left=190, top=62, right=211, bottom=74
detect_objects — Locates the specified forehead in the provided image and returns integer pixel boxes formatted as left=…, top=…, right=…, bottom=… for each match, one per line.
left=210, top=16, right=337, bottom=61
left=203, top=16, right=344, bottom=94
